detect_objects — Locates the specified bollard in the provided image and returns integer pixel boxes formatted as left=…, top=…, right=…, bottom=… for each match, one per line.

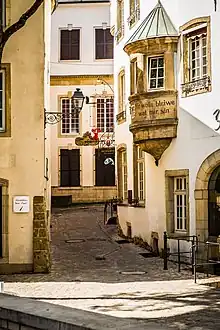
left=164, top=231, right=168, bottom=270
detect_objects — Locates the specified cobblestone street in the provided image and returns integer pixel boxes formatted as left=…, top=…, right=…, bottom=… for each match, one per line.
left=1, top=205, right=220, bottom=329
left=1, top=205, right=199, bottom=283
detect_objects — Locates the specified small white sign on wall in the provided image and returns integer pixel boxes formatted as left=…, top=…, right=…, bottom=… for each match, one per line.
left=13, top=196, right=30, bottom=213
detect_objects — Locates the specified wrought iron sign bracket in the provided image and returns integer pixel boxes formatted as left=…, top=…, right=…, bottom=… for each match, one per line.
left=44, top=111, right=79, bottom=126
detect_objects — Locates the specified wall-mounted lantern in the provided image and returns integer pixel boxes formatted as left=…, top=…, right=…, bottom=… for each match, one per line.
left=44, top=88, right=85, bottom=125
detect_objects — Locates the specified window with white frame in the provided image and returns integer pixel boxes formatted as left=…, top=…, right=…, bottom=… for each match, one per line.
left=61, top=98, right=79, bottom=134
left=0, top=71, right=5, bottom=131
left=137, top=147, right=145, bottom=202
left=96, top=98, right=114, bottom=132
left=174, top=177, right=187, bottom=231
left=122, top=150, right=128, bottom=200
left=189, top=29, right=207, bottom=81
left=148, top=56, right=164, bottom=90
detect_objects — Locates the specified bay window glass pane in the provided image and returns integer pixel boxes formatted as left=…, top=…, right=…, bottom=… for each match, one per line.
left=148, top=57, right=164, bottom=89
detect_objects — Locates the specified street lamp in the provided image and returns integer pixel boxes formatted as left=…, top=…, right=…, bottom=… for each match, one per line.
left=71, top=88, right=85, bottom=112
left=45, top=88, right=85, bottom=125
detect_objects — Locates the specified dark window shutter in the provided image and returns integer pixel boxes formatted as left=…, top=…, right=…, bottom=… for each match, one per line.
left=69, top=149, right=80, bottom=186
left=70, top=29, right=80, bottom=60
left=60, top=29, right=80, bottom=60
left=95, top=28, right=113, bottom=60
left=60, top=30, right=70, bottom=60
left=95, top=149, right=115, bottom=186
left=60, top=149, right=80, bottom=187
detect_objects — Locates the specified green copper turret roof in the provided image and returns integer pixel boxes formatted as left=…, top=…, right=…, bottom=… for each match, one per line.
left=125, top=0, right=178, bottom=45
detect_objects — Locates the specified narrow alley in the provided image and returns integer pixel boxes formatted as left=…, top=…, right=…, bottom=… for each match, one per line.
left=1, top=205, right=220, bottom=330
left=1, top=205, right=196, bottom=283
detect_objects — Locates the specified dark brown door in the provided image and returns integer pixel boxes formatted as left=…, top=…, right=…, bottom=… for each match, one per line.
left=60, top=149, right=80, bottom=187
left=95, top=149, right=115, bottom=186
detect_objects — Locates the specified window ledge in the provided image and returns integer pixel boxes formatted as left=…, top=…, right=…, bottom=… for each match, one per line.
left=181, top=76, right=211, bottom=98
left=116, top=110, right=126, bottom=125
left=59, top=133, right=80, bottom=138
left=118, top=202, right=145, bottom=208
left=58, top=60, right=81, bottom=63
left=94, top=59, right=114, bottom=62
left=168, top=232, right=190, bottom=240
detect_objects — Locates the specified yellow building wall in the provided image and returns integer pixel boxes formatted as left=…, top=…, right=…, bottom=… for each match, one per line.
left=0, top=0, right=47, bottom=267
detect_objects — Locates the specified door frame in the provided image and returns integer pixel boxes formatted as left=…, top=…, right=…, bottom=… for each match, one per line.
left=195, top=149, right=220, bottom=242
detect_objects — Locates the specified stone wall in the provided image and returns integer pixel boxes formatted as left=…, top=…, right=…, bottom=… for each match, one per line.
left=52, top=186, right=117, bottom=203
left=33, top=196, right=51, bottom=273
left=0, top=294, right=148, bottom=330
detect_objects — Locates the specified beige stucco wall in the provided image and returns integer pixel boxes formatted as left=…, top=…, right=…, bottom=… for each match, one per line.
left=0, top=0, right=50, bottom=265
left=50, top=84, right=117, bottom=202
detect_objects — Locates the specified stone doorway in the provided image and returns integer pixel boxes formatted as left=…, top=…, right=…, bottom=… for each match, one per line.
left=208, top=165, right=220, bottom=239
left=195, top=149, right=220, bottom=243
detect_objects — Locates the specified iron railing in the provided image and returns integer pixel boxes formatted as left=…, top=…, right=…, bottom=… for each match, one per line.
left=116, top=110, right=126, bottom=123
left=127, top=5, right=140, bottom=28
left=104, top=198, right=121, bottom=225
left=181, top=76, right=211, bottom=97
left=115, top=24, right=124, bottom=43
left=163, top=232, right=220, bottom=283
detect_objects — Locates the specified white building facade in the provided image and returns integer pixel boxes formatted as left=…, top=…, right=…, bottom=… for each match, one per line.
left=50, top=0, right=117, bottom=204
left=111, top=0, right=220, bottom=256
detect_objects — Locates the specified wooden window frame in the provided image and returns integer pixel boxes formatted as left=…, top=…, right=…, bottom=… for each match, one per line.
left=128, top=0, right=140, bottom=28
left=165, top=169, right=189, bottom=238
left=137, top=147, right=145, bottom=203
left=0, top=64, right=11, bottom=137
left=180, top=16, right=211, bottom=97
left=130, top=58, right=138, bottom=95
left=118, top=69, right=125, bottom=113
left=96, top=97, right=114, bottom=133
left=60, top=97, right=80, bottom=135
left=122, top=150, right=128, bottom=200
left=148, top=56, right=165, bottom=91
left=0, top=0, right=6, bottom=28
left=59, top=28, right=81, bottom=61
left=117, top=145, right=128, bottom=201
left=116, top=0, right=124, bottom=43
left=95, top=28, right=113, bottom=60
left=174, top=177, right=187, bottom=232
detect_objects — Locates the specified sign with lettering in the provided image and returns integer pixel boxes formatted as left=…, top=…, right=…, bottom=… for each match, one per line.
left=132, top=94, right=177, bottom=121
left=13, top=196, right=30, bottom=213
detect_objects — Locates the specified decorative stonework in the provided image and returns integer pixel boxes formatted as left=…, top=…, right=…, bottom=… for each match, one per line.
left=124, top=9, right=179, bottom=165
left=50, top=75, right=113, bottom=86
left=75, top=131, right=99, bottom=146
left=180, top=16, right=211, bottom=98
left=33, top=196, right=51, bottom=273
left=129, top=91, right=178, bottom=164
